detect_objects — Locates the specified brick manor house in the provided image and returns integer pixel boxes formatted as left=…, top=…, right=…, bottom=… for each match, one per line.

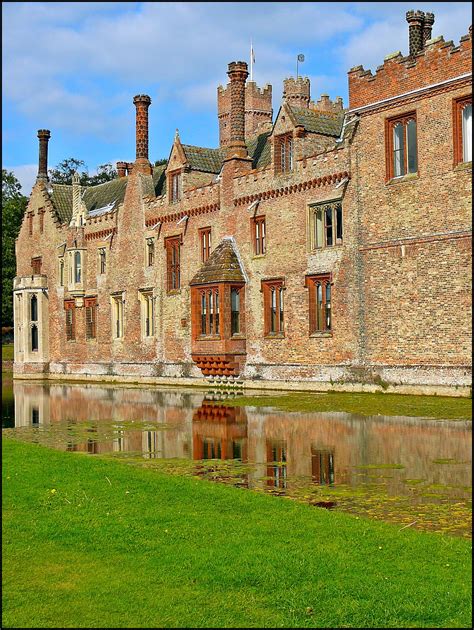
left=13, top=11, right=472, bottom=395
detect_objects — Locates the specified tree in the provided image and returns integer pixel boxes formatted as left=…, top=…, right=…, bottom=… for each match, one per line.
left=154, top=158, right=168, bottom=166
left=48, top=158, right=117, bottom=186
left=2, top=169, right=28, bottom=327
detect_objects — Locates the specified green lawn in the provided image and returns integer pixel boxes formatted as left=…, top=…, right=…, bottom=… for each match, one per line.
left=3, top=439, right=472, bottom=628
left=2, top=342, right=14, bottom=363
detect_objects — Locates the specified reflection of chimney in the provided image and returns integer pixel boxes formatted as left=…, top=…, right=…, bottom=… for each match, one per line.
left=406, top=10, right=425, bottom=56
left=116, top=161, right=127, bottom=178
left=226, top=61, right=249, bottom=159
left=133, top=94, right=152, bottom=174
left=37, top=129, right=51, bottom=181
left=422, top=12, right=435, bottom=47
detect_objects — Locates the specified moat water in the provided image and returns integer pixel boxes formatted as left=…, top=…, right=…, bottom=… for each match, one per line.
left=2, top=377, right=472, bottom=537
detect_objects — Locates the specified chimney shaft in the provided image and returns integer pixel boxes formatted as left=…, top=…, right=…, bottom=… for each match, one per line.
left=133, top=94, right=152, bottom=173
left=116, top=161, right=127, bottom=178
left=422, top=12, right=435, bottom=47
left=226, top=61, right=249, bottom=159
left=406, top=10, right=425, bottom=56
left=37, top=129, right=51, bottom=181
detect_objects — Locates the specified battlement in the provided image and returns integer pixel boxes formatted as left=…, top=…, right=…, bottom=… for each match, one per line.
left=218, top=79, right=273, bottom=146
left=310, top=94, right=344, bottom=113
left=348, top=29, right=472, bottom=110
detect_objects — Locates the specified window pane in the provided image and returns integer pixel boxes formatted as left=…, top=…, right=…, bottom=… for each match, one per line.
left=325, top=206, right=333, bottom=246
left=407, top=119, right=417, bottom=173
left=462, top=103, right=472, bottom=162
left=74, top=251, right=81, bottom=283
left=30, top=295, right=38, bottom=322
left=393, top=123, right=405, bottom=177
left=261, top=220, right=266, bottom=254
left=270, top=288, right=276, bottom=333
left=336, top=204, right=343, bottom=242
left=325, top=283, right=331, bottom=330
left=201, top=293, right=206, bottom=335
left=215, top=291, right=219, bottom=335
left=231, top=289, right=240, bottom=335
left=209, top=291, right=214, bottom=333
left=279, top=287, right=284, bottom=333
left=315, top=209, right=323, bottom=248
left=316, top=284, right=323, bottom=331
left=31, top=325, right=39, bottom=351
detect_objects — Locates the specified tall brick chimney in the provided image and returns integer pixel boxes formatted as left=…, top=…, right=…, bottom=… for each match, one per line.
left=37, top=129, right=51, bottom=182
left=133, top=94, right=152, bottom=174
left=406, top=10, right=425, bottom=56
left=283, top=77, right=310, bottom=109
left=116, top=161, right=127, bottom=178
left=422, top=12, right=435, bottom=47
left=226, top=61, right=249, bottom=159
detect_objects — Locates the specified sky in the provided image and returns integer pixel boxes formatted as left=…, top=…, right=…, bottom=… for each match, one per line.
left=2, top=1, right=472, bottom=194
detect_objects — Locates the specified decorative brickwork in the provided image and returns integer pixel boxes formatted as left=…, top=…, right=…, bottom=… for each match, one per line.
left=13, top=9, right=472, bottom=395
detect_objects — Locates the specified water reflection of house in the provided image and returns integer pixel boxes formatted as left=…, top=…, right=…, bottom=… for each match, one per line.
left=192, top=402, right=247, bottom=461
left=11, top=383, right=472, bottom=494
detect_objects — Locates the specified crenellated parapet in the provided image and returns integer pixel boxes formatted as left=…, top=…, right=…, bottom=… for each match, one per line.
left=349, top=29, right=472, bottom=110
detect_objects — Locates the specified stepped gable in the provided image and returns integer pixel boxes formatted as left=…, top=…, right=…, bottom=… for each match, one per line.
left=190, top=237, right=245, bottom=286
left=289, top=105, right=345, bottom=136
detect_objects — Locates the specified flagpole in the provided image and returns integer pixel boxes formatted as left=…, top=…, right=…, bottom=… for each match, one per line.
left=250, top=40, right=253, bottom=81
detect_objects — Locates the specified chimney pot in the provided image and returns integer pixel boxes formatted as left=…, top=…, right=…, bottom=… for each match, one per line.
left=37, top=129, right=51, bottom=182
left=116, top=161, right=127, bottom=178
left=422, top=12, right=435, bottom=47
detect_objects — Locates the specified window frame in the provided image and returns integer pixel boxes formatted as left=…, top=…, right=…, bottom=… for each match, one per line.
left=199, top=227, right=212, bottom=262
left=165, top=236, right=181, bottom=292
left=261, top=278, right=285, bottom=338
left=385, top=111, right=418, bottom=181
left=31, top=257, right=42, bottom=275
left=64, top=299, right=76, bottom=341
left=85, top=297, right=97, bottom=341
left=305, top=273, right=332, bottom=335
left=252, top=215, right=266, bottom=256
left=145, top=237, right=155, bottom=267
left=139, top=290, right=155, bottom=338
left=169, top=170, right=182, bottom=204
left=98, top=247, right=107, bottom=275
left=453, top=95, right=472, bottom=166
left=275, top=133, right=294, bottom=173
left=111, top=293, right=124, bottom=340
left=198, top=285, right=221, bottom=338
left=309, top=201, right=343, bottom=250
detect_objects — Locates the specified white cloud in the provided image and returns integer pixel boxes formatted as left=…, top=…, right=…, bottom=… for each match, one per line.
left=7, top=164, right=38, bottom=195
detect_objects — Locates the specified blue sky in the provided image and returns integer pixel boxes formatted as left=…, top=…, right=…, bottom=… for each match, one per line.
left=2, top=1, right=471, bottom=193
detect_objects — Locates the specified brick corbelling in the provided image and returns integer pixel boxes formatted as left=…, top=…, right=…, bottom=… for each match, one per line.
left=233, top=171, right=350, bottom=206
left=84, top=227, right=117, bottom=241
left=145, top=203, right=220, bottom=228
left=359, top=230, right=472, bottom=251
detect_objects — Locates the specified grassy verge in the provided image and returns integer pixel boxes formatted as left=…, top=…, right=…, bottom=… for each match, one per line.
left=2, top=342, right=14, bottom=363
left=3, top=439, right=472, bottom=629
left=223, top=391, right=472, bottom=420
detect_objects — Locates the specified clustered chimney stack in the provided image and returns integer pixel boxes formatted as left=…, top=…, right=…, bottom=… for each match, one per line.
left=422, top=12, right=435, bottom=47
left=406, top=10, right=435, bottom=56
left=37, top=129, right=51, bottom=181
left=133, top=94, right=152, bottom=174
left=116, top=161, right=127, bottom=178
left=226, top=61, right=249, bottom=159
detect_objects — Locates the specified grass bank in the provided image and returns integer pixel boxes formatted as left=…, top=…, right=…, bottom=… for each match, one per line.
left=223, top=390, right=472, bottom=420
left=2, top=342, right=14, bottom=363
left=3, top=439, right=472, bottom=628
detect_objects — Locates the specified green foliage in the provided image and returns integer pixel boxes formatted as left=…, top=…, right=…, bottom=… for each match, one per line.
left=48, top=158, right=117, bottom=186
left=225, top=390, right=472, bottom=420
left=2, top=170, right=28, bottom=327
left=2, top=439, right=472, bottom=628
left=154, top=158, right=168, bottom=166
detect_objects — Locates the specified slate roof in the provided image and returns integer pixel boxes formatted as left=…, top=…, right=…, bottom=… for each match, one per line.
left=152, top=164, right=167, bottom=196
left=182, top=145, right=224, bottom=173
left=82, top=177, right=128, bottom=213
left=289, top=106, right=344, bottom=137
left=247, top=132, right=271, bottom=169
left=50, top=185, right=73, bottom=223
left=189, top=238, right=245, bottom=286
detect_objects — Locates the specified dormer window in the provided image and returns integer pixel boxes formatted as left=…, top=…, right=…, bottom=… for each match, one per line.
left=170, top=171, right=181, bottom=203
left=275, top=133, right=293, bottom=173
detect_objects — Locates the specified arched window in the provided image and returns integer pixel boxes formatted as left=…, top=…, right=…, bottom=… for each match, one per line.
left=31, top=324, right=39, bottom=351
left=30, top=294, right=38, bottom=322
left=74, top=251, right=81, bottom=283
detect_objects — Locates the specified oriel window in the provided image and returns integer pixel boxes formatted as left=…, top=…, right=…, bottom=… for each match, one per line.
left=199, top=287, right=220, bottom=336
